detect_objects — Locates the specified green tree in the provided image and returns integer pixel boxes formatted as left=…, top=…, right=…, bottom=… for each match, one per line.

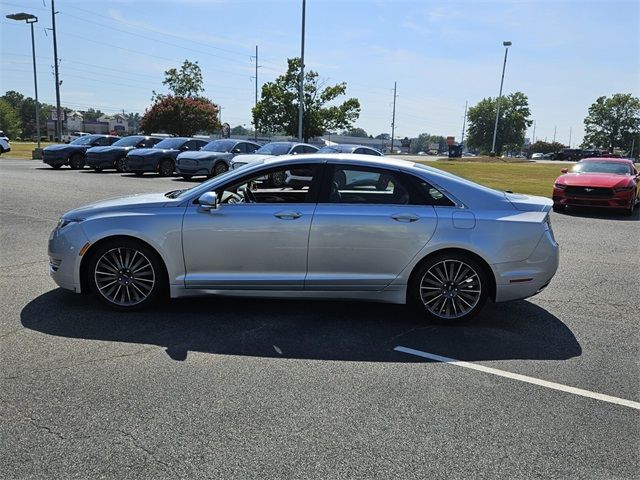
left=375, top=133, right=390, bottom=140
left=528, top=140, right=566, bottom=154
left=231, top=125, right=249, bottom=135
left=409, top=133, right=446, bottom=154
left=253, top=58, right=360, bottom=141
left=342, top=127, right=368, bottom=137
left=140, top=96, right=218, bottom=136
left=0, top=99, right=21, bottom=138
left=154, top=59, right=204, bottom=100
left=466, top=92, right=532, bottom=155
left=582, top=93, right=640, bottom=152
left=82, top=108, right=104, bottom=122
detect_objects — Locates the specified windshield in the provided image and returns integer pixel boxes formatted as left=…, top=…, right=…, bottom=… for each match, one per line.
left=70, top=135, right=100, bottom=145
left=203, top=140, right=235, bottom=152
left=318, top=145, right=352, bottom=153
left=112, top=136, right=144, bottom=147
left=571, top=161, right=631, bottom=175
left=255, top=143, right=292, bottom=155
left=154, top=138, right=185, bottom=150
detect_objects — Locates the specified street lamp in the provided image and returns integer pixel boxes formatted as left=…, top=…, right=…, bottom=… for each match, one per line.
left=490, top=40, right=512, bottom=157
left=6, top=12, right=41, bottom=150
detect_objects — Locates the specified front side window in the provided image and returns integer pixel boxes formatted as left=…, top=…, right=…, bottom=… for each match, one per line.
left=93, top=137, right=110, bottom=146
left=217, top=164, right=319, bottom=205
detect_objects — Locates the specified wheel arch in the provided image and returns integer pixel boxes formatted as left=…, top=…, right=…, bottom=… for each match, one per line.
left=79, top=234, right=169, bottom=295
left=406, top=247, right=496, bottom=302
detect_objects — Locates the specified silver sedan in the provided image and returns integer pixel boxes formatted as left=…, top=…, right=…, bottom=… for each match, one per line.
left=48, top=155, right=559, bottom=322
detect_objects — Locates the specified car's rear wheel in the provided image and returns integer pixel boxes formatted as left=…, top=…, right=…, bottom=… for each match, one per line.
left=69, top=153, right=84, bottom=169
left=94, top=167, right=103, bottom=172
left=409, top=253, right=488, bottom=322
left=213, top=161, right=228, bottom=177
left=181, top=174, right=193, bottom=180
left=116, top=157, right=127, bottom=173
left=51, top=164, right=62, bottom=170
left=88, top=239, right=165, bottom=310
left=158, top=159, right=174, bottom=177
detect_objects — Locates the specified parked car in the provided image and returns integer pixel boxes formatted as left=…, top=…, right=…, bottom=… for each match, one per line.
left=61, top=131, right=91, bottom=143
left=542, top=153, right=555, bottom=160
left=86, top=135, right=163, bottom=172
left=230, top=141, right=318, bottom=186
left=49, top=154, right=559, bottom=320
left=554, top=149, right=582, bottom=161
left=42, top=135, right=120, bottom=169
left=124, top=137, right=209, bottom=176
left=317, top=144, right=383, bottom=156
left=531, top=153, right=544, bottom=160
left=176, top=139, right=261, bottom=179
left=552, top=157, right=639, bottom=215
left=0, top=135, right=10, bottom=155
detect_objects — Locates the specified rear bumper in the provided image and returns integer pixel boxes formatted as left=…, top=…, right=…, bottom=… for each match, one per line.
left=493, top=229, right=559, bottom=302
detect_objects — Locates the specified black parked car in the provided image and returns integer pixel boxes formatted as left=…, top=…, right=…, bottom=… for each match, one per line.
left=317, top=144, right=383, bottom=156
left=42, top=135, right=120, bottom=169
left=124, top=137, right=209, bottom=176
left=175, top=139, right=261, bottom=179
left=86, top=135, right=163, bottom=172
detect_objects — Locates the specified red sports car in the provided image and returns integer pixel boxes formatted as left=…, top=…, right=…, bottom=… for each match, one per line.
left=552, top=158, right=639, bottom=215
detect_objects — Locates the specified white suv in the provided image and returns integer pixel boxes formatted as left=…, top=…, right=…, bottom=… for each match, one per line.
left=0, top=131, right=10, bottom=155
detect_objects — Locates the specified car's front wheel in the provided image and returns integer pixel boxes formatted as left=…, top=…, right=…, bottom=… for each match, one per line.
left=213, top=161, right=228, bottom=177
left=409, top=253, right=489, bottom=322
left=116, top=156, right=127, bottom=173
left=158, top=159, right=174, bottom=176
left=88, top=239, right=165, bottom=310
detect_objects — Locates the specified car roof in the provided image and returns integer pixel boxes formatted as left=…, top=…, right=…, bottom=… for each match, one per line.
left=261, top=152, right=412, bottom=169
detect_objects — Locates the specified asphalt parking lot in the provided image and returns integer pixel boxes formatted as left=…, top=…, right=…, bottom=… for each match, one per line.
left=1, top=159, right=638, bottom=479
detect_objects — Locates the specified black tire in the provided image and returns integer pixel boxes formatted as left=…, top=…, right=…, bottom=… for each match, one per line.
left=409, top=252, right=489, bottom=322
left=87, top=238, right=166, bottom=311
left=94, top=167, right=103, bottom=172
left=116, top=156, right=127, bottom=173
left=269, top=171, right=286, bottom=187
left=69, top=153, right=85, bottom=169
left=213, top=161, right=228, bottom=177
left=552, top=204, right=565, bottom=213
left=158, top=158, right=174, bottom=177
left=622, top=201, right=634, bottom=216
left=51, top=164, right=62, bottom=170
left=181, top=174, right=193, bottom=180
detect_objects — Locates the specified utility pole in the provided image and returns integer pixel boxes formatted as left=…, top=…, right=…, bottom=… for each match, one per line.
left=553, top=125, right=557, bottom=143
left=390, top=81, right=397, bottom=153
left=460, top=100, right=468, bottom=148
left=490, top=41, right=512, bottom=156
left=532, top=120, right=536, bottom=144
left=297, top=0, right=306, bottom=142
left=51, top=0, right=62, bottom=141
left=250, top=45, right=260, bottom=141
left=569, top=127, right=572, bottom=148
left=629, top=137, right=635, bottom=159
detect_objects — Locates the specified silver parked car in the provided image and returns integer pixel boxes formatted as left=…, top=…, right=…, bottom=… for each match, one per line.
left=48, top=155, right=559, bottom=321
left=175, top=139, right=261, bottom=179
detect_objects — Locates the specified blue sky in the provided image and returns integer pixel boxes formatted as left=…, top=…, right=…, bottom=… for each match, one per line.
left=1, top=0, right=638, bottom=145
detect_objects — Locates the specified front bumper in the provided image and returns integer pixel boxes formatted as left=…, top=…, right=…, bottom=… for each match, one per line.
left=43, top=154, right=68, bottom=167
left=553, top=187, right=634, bottom=209
left=493, top=228, right=559, bottom=302
left=125, top=155, right=159, bottom=172
left=86, top=153, right=119, bottom=169
left=175, top=159, right=211, bottom=176
left=48, top=222, right=91, bottom=293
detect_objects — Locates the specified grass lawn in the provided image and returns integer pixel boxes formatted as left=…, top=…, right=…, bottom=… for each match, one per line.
left=2, top=141, right=56, bottom=160
left=420, top=160, right=574, bottom=197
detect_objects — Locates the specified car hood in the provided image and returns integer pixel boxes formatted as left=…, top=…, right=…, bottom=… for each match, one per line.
left=62, top=192, right=175, bottom=219
left=178, top=151, right=230, bottom=160
left=555, top=173, right=632, bottom=188
left=231, top=153, right=273, bottom=164
left=129, top=148, right=176, bottom=157
left=44, top=144, right=84, bottom=152
left=504, top=193, right=553, bottom=212
left=87, top=146, right=131, bottom=154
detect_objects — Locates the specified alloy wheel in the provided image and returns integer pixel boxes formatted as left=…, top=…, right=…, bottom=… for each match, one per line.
left=419, top=259, right=482, bottom=320
left=94, top=247, right=156, bottom=307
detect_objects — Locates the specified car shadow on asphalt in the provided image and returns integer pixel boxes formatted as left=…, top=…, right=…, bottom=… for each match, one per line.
left=557, top=206, right=639, bottom=221
left=21, top=289, right=582, bottom=363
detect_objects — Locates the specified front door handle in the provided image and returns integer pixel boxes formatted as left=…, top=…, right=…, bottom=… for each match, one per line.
left=391, top=213, right=420, bottom=223
left=274, top=211, right=302, bottom=220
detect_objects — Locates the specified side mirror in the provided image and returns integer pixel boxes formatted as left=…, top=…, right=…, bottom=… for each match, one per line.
left=198, top=191, right=218, bottom=211
left=232, top=148, right=241, bottom=154
left=561, top=168, right=568, bottom=174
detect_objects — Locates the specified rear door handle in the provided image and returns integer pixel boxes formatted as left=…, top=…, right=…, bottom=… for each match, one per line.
left=274, top=211, right=302, bottom=220
left=391, top=213, right=420, bottom=223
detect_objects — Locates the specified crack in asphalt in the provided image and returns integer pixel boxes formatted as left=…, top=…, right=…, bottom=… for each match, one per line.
left=1, top=398, right=66, bottom=441
left=1, top=347, right=157, bottom=381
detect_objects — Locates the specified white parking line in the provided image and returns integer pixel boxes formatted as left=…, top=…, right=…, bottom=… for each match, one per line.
left=394, top=346, right=640, bottom=411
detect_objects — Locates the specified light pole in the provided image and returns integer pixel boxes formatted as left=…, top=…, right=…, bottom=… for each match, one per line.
left=298, top=0, right=306, bottom=142
left=6, top=12, right=40, bottom=149
left=490, top=41, right=511, bottom=157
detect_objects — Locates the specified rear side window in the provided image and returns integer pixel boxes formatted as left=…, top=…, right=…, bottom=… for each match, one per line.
left=407, top=176, right=456, bottom=206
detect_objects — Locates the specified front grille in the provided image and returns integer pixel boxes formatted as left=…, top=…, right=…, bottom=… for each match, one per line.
left=565, top=186, right=613, bottom=198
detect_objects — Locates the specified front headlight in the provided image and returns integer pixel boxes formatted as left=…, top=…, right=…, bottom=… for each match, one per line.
left=553, top=183, right=567, bottom=190
left=56, top=217, right=84, bottom=230
left=613, top=185, right=634, bottom=193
